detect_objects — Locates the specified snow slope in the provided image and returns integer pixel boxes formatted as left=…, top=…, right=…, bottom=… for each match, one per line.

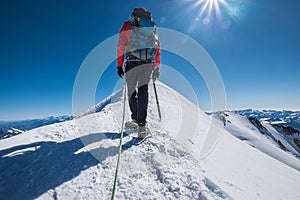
left=211, top=112, right=300, bottom=169
left=0, top=82, right=300, bottom=200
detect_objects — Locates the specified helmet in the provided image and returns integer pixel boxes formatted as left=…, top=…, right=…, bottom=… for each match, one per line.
left=135, top=7, right=146, bottom=12
left=132, top=7, right=151, bottom=20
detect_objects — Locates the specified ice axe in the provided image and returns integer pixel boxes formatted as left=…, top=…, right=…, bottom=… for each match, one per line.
left=152, top=80, right=162, bottom=121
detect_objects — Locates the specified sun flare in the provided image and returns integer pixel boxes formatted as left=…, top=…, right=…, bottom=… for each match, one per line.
left=192, top=0, right=230, bottom=22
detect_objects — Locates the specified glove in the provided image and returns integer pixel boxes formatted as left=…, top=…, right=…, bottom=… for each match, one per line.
left=117, top=67, right=124, bottom=78
left=152, top=69, right=160, bottom=81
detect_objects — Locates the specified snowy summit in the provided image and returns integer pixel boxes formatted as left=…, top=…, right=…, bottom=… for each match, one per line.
left=0, top=82, right=300, bottom=200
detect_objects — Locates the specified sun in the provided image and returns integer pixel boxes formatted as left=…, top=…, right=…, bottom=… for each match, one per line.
left=191, top=0, right=230, bottom=22
left=184, top=0, right=245, bottom=31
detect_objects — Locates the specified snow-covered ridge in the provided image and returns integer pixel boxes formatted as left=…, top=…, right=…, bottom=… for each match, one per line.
left=236, top=109, right=300, bottom=155
left=211, top=111, right=300, bottom=168
left=0, top=82, right=232, bottom=200
left=1, top=82, right=300, bottom=200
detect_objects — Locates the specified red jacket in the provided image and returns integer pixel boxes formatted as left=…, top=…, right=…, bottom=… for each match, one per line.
left=117, top=21, right=161, bottom=70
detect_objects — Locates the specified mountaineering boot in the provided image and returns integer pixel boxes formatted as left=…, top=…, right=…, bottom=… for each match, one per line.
left=137, top=123, right=150, bottom=139
left=125, top=119, right=138, bottom=129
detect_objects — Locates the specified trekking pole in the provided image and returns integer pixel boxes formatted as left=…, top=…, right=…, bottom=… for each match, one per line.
left=111, top=76, right=127, bottom=200
left=152, top=80, right=162, bottom=121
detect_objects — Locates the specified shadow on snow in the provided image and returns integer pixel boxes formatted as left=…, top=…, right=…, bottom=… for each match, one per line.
left=0, top=132, right=139, bottom=200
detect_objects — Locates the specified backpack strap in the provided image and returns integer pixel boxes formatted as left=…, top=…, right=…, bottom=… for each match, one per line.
left=131, top=16, right=140, bottom=28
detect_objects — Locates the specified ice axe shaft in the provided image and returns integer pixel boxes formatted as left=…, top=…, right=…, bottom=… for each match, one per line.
left=153, top=80, right=162, bottom=121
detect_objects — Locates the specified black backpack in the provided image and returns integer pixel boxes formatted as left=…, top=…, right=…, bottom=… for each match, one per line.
left=127, top=8, right=159, bottom=61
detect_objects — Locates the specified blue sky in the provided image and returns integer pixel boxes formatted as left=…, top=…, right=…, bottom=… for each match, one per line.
left=1, top=0, right=300, bottom=120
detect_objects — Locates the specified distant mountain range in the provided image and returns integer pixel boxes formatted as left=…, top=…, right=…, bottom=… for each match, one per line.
left=0, top=116, right=73, bottom=139
left=232, top=109, right=300, bottom=131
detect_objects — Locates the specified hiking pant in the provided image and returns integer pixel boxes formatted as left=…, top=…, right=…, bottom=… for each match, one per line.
left=125, top=60, right=153, bottom=126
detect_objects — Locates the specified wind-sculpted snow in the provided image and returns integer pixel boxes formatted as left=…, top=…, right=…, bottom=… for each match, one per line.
left=1, top=82, right=300, bottom=199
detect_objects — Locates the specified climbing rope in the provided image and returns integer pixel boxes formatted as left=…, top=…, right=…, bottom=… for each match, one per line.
left=111, top=79, right=127, bottom=200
